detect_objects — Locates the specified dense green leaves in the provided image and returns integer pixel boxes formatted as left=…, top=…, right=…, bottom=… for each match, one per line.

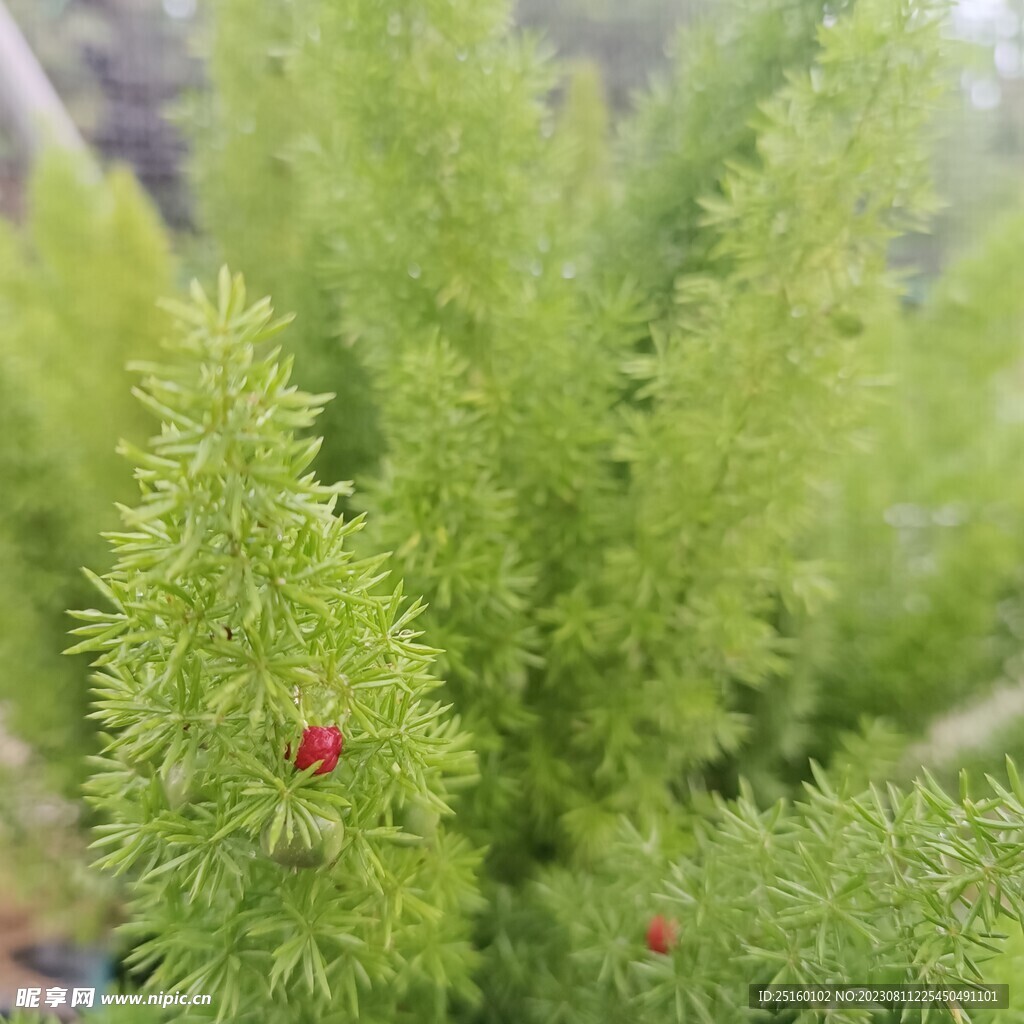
left=0, top=153, right=172, bottom=791
left=515, top=766, right=1024, bottom=1024
left=13, top=0, right=1020, bottom=1018
left=181, top=0, right=970, bottom=1018
left=191, top=0, right=560, bottom=484
left=806, top=201, right=1024, bottom=748
left=75, top=271, right=481, bottom=1022
left=597, top=0, right=843, bottom=307
left=368, top=0, right=950, bottom=857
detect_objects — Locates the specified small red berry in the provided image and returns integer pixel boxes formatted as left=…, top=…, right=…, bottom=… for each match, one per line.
left=646, top=914, right=677, bottom=955
left=291, top=726, right=343, bottom=775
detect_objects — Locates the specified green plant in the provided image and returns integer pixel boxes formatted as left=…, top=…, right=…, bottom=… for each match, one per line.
left=24, top=0, right=1024, bottom=1018
left=804, top=195, right=1024, bottom=754
left=0, top=153, right=172, bottom=791
left=596, top=0, right=846, bottom=311
left=514, top=764, right=1024, bottom=1024
left=190, top=0, right=559, bottom=486
left=174, top=0, right=991, bottom=1018
left=366, top=0, right=945, bottom=849
left=72, top=270, right=480, bottom=1022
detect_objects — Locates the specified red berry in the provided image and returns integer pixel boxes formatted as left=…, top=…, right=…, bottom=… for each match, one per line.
left=646, top=914, right=677, bottom=955
left=291, top=726, right=343, bottom=775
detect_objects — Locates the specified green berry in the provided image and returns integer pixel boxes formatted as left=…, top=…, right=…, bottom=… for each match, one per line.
left=260, top=817, right=345, bottom=869
left=401, top=796, right=440, bottom=842
left=161, top=751, right=211, bottom=810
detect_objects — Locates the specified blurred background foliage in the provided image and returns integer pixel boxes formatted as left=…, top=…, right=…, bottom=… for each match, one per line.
left=3, top=0, right=1024, bottom=1015
left=0, top=155, right=171, bottom=796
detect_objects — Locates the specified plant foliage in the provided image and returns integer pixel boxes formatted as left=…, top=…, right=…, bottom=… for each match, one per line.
left=73, top=271, right=480, bottom=1023
left=9, top=0, right=1020, bottom=1018
left=0, top=154, right=171, bottom=790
